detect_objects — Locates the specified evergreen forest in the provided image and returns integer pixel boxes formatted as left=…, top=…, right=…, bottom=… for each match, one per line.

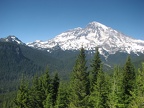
left=2, top=47, right=144, bottom=108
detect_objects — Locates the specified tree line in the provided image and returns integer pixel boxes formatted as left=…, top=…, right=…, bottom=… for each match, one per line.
left=5, top=47, right=144, bottom=108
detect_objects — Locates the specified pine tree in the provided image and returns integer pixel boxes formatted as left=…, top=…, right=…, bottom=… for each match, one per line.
left=90, top=47, right=101, bottom=92
left=43, top=94, right=53, bottom=108
left=123, top=56, right=135, bottom=106
left=55, top=82, right=69, bottom=108
left=69, top=47, right=89, bottom=108
left=89, top=65, right=108, bottom=108
left=43, top=73, right=59, bottom=108
left=108, top=66, right=124, bottom=108
left=41, top=68, right=52, bottom=97
left=29, top=75, right=44, bottom=108
left=14, top=76, right=30, bottom=108
left=41, top=68, right=53, bottom=108
left=51, top=73, right=60, bottom=106
left=128, top=62, right=144, bottom=108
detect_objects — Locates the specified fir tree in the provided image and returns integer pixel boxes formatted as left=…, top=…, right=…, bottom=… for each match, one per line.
left=89, top=65, right=108, bottom=108
left=55, top=82, right=69, bottom=108
left=128, top=62, right=144, bottom=108
left=41, top=68, right=53, bottom=108
left=43, top=73, right=59, bottom=108
left=43, top=94, right=53, bottom=108
left=90, top=47, right=101, bottom=92
left=41, top=68, right=52, bottom=97
left=123, top=56, right=135, bottom=106
left=108, top=66, right=124, bottom=108
left=69, top=47, right=89, bottom=108
left=51, top=73, right=60, bottom=106
left=29, top=75, right=44, bottom=108
left=14, top=76, right=30, bottom=108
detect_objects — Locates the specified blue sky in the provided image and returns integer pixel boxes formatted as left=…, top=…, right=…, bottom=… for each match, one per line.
left=0, top=0, right=144, bottom=43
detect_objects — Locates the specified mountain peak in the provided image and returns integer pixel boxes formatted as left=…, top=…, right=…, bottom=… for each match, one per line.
left=0, top=35, right=25, bottom=45
left=27, top=21, right=144, bottom=57
left=87, top=21, right=109, bottom=30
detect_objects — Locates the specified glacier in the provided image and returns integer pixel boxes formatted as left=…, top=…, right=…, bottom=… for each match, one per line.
left=27, top=21, right=144, bottom=57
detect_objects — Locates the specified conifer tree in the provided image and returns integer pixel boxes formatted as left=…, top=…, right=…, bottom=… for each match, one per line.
left=51, top=73, right=60, bottom=106
left=69, top=47, right=89, bottom=108
left=128, top=62, right=144, bottom=108
left=41, top=68, right=53, bottom=108
left=90, top=47, right=101, bottom=92
left=43, top=71, right=60, bottom=108
left=123, top=56, right=135, bottom=106
left=14, top=76, right=30, bottom=108
left=89, top=65, right=108, bottom=108
left=55, top=82, right=69, bottom=108
left=108, top=66, right=124, bottom=108
left=29, top=75, right=44, bottom=108
left=43, top=94, right=53, bottom=108
left=41, top=68, right=52, bottom=97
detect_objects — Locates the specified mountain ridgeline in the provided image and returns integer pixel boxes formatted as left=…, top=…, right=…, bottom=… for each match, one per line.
left=27, top=21, right=144, bottom=56
left=26, top=21, right=144, bottom=67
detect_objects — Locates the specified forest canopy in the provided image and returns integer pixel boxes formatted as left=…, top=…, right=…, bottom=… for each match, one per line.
left=2, top=47, right=144, bottom=108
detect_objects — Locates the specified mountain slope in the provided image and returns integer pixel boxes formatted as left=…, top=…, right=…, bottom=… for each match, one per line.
left=27, top=21, right=144, bottom=58
left=0, top=35, right=25, bottom=45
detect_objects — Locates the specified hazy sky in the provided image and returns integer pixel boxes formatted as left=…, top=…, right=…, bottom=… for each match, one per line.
left=0, top=0, right=144, bottom=43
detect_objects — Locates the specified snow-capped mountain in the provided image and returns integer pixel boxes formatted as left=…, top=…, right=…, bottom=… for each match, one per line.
left=27, top=21, right=144, bottom=57
left=0, top=35, right=25, bottom=45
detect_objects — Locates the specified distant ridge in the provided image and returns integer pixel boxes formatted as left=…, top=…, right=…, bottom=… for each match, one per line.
left=0, top=35, right=25, bottom=45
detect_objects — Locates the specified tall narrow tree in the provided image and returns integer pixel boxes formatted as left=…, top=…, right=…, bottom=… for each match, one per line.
left=69, top=47, right=89, bottom=108
left=129, top=62, right=144, bottom=108
left=41, top=72, right=61, bottom=108
left=108, top=66, right=124, bottom=108
left=55, top=82, right=69, bottom=108
left=89, top=65, right=108, bottom=108
left=41, top=68, right=53, bottom=108
left=29, top=75, right=44, bottom=108
left=51, top=73, right=60, bottom=106
left=90, top=47, right=101, bottom=92
left=14, top=76, right=30, bottom=108
left=123, top=56, right=135, bottom=106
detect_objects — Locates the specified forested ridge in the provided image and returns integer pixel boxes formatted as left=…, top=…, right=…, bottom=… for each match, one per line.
left=2, top=47, right=144, bottom=108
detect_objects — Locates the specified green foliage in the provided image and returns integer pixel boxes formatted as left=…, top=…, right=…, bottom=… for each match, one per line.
left=128, top=62, right=144, bottom=108
left=90, top=47, right=101, bottom=92
left=89, top=65, right=109, bottom=108
left=108, top=66, right=124, bottom=108
left=28, top=75, right=44, bottom=108
left=13, top=68, right=59, bottom=108
left=2, top=45, right=144, bottom=108
left=69, top=47, right=90, bottom=108
left=123, top=56, right=136, bottom=106
left=14, top=76, right=30, bottom=108
left=51, top=73, right=60, bottom=106
left=55, top=82, right=69, bottom=108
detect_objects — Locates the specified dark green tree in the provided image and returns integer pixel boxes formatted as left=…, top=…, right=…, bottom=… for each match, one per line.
left=41, top=68, right=53, bottom=108
left=123, top=56, right=135, bottom=106
left=55, top=82, right=69, bottom=108
left=51, top=73, right=60, bottom=106
left=108, top=66, right=124, bottom=108
left=89, top=65, right=109, bottom=108
left=14, top=76, right=30, bottom=108
left=90, top=47, right=101, bottom=92
left=29, top=75, right=44, bottom=108
left=43, top=71, right=60, bottom=108
left=42, top=68, right=52, bottom=97
left=43, top=94, right=53, bottom=108
left=128, top=62, right=144, bottom=108
left=69, top=47, right=89, bottom=108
